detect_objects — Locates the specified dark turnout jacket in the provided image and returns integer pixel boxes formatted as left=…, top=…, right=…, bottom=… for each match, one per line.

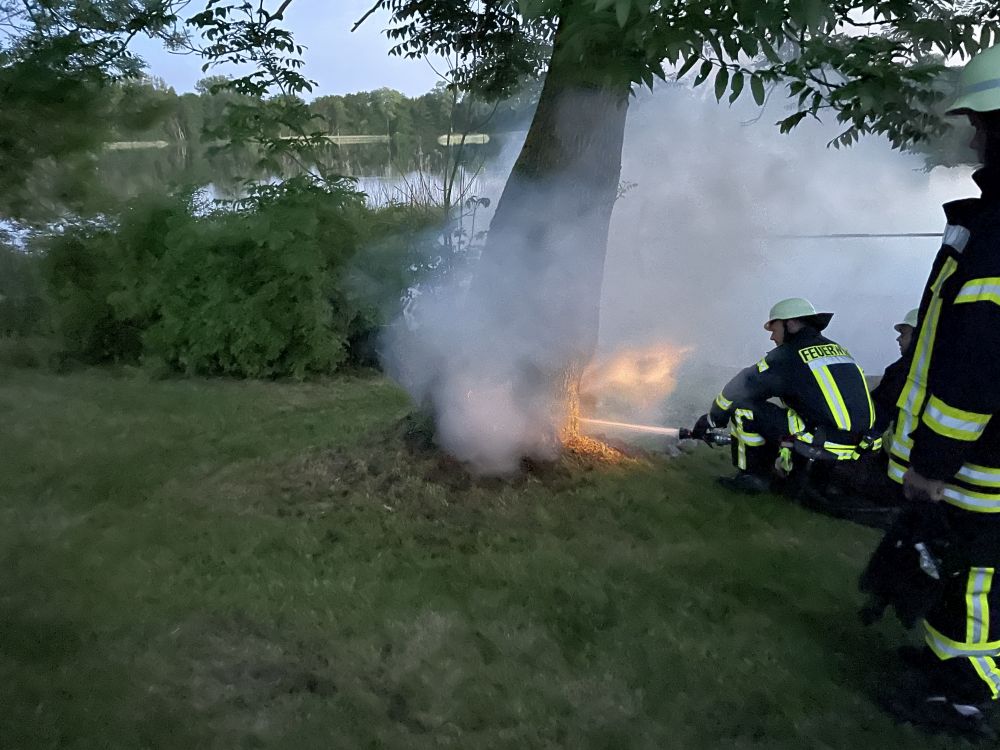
left=709, top=327, right=875, bottom=445
left=889, top=166, right=1000, bottom=515
left=871, top=346, right=914, bottom=435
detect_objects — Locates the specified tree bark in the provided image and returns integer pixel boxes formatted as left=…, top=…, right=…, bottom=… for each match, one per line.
left=469, top=10, right=632, bottom=439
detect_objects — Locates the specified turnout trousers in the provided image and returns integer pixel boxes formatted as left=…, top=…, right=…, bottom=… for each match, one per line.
left=726, top=400, right=788, bottom=475
left=919, top=564, right=1000, bottom=703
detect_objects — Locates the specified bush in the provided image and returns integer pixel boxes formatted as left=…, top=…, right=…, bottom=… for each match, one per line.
left=38, top=177, right=440, bottom=378
left=0, top=337, right=40, bottom=368
left=143, top=179, right=364, bottom=377
left=43, top=226, right=145, bottom=363
left=0, top=240, right=48, bottom=337
left=338, top=202, right=446, bottom=368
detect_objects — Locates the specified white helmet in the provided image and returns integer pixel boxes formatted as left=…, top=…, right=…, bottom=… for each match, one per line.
left=894, top=308, right=919, bottom=333
left=764, top=297, right=833, bottom=332
left=947, top=44, right=1000, bottom=115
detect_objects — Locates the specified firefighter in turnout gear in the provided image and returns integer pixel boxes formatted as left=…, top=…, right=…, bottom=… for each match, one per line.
left=690, top=297, right=875, bottom=495
left=872, top=308, right=919, bottom=436
left=817, top=309, right=921, bottom=527
left=868, top=43, right=1000, bottom=739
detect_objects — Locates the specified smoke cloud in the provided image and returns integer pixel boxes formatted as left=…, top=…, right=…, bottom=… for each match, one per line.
left=381, top=82, right=976, bottom=472
left=601, top=84, right=974, bottom=423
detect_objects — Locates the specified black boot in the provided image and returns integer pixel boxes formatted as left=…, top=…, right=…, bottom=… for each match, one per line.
left=879, top=666, right=997, bottom=740
left=716, top=472, right=771, bottom=495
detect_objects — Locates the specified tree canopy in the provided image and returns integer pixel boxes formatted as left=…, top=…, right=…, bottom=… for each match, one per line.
left=368, top=0, right=999, bottom=148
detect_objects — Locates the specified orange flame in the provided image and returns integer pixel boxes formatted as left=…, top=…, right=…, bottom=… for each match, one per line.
left=581, top=343, right=692, bottom=415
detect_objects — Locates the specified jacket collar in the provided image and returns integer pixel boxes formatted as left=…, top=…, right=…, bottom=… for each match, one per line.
left=973, top=166, right=1000, bottom=202
left=785, top=326, right=821, bottom=346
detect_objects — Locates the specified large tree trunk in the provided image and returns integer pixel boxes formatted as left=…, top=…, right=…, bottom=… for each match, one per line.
left=387, top=9, right=637, bottom=473
left=470, top=12, right=632, bottom=440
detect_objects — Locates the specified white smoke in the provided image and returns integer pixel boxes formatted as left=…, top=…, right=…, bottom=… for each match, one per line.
left=382, top=81, right=977, bottom=471
left=602, top=83, right=975, bottom=421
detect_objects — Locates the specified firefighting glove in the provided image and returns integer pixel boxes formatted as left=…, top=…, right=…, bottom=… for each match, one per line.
left=691, top=414, right=711, bottom=441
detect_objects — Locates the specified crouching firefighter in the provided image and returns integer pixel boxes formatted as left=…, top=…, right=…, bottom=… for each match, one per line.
left=689, top=297, right=876, bottom=495
left=861, top=42, right=1000, bottom=739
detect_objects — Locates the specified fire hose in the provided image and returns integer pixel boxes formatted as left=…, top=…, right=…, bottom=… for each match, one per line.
left=677, top=427, right=732, bottom=446
left=579, top=417, right=731, bottom=446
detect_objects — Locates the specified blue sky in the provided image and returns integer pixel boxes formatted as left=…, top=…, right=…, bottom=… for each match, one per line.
left=133, top=0, right=447, bottom=97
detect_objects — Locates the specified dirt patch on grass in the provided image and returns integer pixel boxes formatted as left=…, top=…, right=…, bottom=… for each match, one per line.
left=285, top=414, right=652, bottom=515
left=206, top=412, right=662, bottom=520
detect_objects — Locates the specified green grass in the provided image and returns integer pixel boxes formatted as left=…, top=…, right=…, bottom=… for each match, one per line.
left=0, top=365, right=964, bottom=749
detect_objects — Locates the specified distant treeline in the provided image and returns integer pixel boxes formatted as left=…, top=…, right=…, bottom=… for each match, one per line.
left=95, top=77, right=536, bottom=199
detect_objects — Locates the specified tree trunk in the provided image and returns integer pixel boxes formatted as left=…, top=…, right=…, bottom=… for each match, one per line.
left=388, top=9, right=638, bottom=473
left=470, top=12, right=632, bottom=441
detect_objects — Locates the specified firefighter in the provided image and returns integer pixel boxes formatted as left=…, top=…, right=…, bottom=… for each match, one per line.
left=871, top=43, right=1000, bottom=737
left=817, top=309, right=920, bottom=526
left=689, top=297, right=875, bottom=494
left=871, top=308, right=919, bottom=435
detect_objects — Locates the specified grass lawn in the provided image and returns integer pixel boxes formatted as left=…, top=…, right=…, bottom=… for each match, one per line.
left=0, top=365, right=965, bottom=749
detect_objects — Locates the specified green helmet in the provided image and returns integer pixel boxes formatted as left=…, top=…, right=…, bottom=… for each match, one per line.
left=947, top=43, right=1000, bottom=115
left=764, top=297, right=833, bottom=332
left=894, top=308, right=920, bottom=332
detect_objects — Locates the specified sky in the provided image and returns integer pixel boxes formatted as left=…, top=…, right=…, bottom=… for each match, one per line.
left=133, top=0, right=447, bottom=97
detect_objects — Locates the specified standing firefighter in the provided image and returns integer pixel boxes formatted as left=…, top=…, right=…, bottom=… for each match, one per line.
left=871, top=307, right=919, bottom=436
left=868, top=43, right=1000, bottom=737
left=690, top=297, right=875, bottom=494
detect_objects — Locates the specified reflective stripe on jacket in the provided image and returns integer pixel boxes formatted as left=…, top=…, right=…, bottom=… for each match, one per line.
left=889, top=167, right=1000, bottom=514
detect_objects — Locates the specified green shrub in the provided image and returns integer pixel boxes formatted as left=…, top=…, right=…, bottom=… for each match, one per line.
left=0, top=336, right=40, bottom=368
left=42, top=225, right=146, bottom=363
left=141, top=179, right=364, bottom=377
left=0, top=241, right=48, bottom=337
left=37, top=176, right=438, bottom=378
left=339, top=202, right=445, bottom=368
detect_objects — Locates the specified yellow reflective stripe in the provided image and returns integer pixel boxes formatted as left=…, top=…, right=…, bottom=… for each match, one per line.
left=972, top=658, right=1000, bottom=699
left=922, top=395, right=991, bottom=442
left=925, top=620, right=1000, bottom=658
left=898, top=257, right=958, bottom=418
left=888, top=459, right=906, bottom=484
left=966, top=568, right=994, bottom=645
left=731, top=409, right=765, bottom=472
left=942, top=485, right=1000, bottom=512
left=786, top=409, right=805, bottom=434
left=890, top=410, right=917, bottom=464
left=811, top=365, right=852, bottom=431
left=967, top=570, right=979, bottom=644
left=958, top=463, right=1000, bottom=489
left=729, top=411, right=759, bottom=470
left=790, top=431, right=861, bottom=460
left=714, top=393, right=733, bottom=411
left=891, top=432, right=912, bottom=459
left=825, top=443, right=860, bottom=460
left=756, top=358, right=769, bottom=373
left=955, top=277, right=1000, bottom=307
left=733, top=429, right=765, bottom=447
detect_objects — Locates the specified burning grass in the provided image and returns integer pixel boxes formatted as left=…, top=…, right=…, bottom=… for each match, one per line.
left=560, top=432, right=647, bottom=465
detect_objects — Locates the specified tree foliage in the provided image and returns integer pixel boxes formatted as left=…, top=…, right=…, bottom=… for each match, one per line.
left=368, top=0, right=1000, bottom=149
left=0, top=0, right=184, bottom=219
